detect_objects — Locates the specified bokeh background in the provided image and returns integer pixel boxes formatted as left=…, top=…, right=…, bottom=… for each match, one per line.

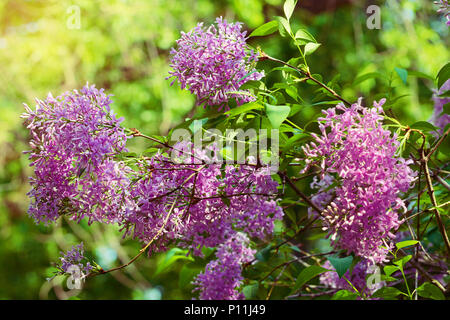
left=0, top=0, right=448, bottom=299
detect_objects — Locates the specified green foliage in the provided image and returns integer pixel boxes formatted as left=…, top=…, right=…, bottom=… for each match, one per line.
left=327, top=255, right=353, bottom=279
left=416, top=282, right=445, bottom=300
left=437, top=62, right=450, bottom=89
left=292, top=265, right=328, bottom=293
left=265, top=104, right=291, bottom=128
left=249, top=21, right=279, bottom=37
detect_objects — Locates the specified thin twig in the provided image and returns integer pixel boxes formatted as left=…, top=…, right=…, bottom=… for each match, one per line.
left=261, top=53, right=352, bottom=107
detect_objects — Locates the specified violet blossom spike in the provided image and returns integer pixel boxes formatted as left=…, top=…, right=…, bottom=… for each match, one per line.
left=167, top=17, right=264, bottom=110
left=192, top=232, right=255, bottom=300
left=23, top=84, right=131, bottom=224
left=304, top=99, right=416, bottom=263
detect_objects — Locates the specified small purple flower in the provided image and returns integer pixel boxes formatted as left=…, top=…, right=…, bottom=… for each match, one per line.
left=168, top=17, right=264, bottom=109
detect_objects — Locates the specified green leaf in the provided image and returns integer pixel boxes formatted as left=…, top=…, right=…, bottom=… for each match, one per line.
left=283, top=0, right=297, bottom=20
left=443, top=102, right=450, bottom=115
left=179, top=265, right=200, bottom=288
left=436, top=62, right=450, bottom=90
left=143, top=147, right=159, bottom=156
left=327, top=255, right=353, bottom=278
left=372, top=286, right=403, bottom=299
left=393, top=255, right=412, bottom=269
left=292, top=265, right=329, bottom=292
left=275, top=16, right=291, bottom=36
left=395, top=67, right=408, bottom=85
left=225, top=102, right=264, bottom=118
left=243, top=283, right=259, bottom=299
left=249, top=21, right=279, bottom=38
left=331, top=289, right=358, bottom=300
left=304, top=42, right=321, bottom=56
left=383, top=265, right=399, bottom=277
left=410, top=121, right=438, bottom=132
left=155, top=248, right=193, bottom=275
left=353, top=72, right=384, bottom=86
left=255, top=245, right=272, bottom=262
left=188, top=118, right=208, bottom=134
left=294, top=29, right=316, bottom=42
left=408, top=70, right=434, bottom=80
left=395, top=240, right=419, bottom=251
left=416, top=282, right=445, bottom=300
left=265, top=104, right=291, bottom=128
left=220, top=196, right=231, bottom=207
left=285, top=86, right=298, bottom=101
left=282, top=133, right=311, bottom=153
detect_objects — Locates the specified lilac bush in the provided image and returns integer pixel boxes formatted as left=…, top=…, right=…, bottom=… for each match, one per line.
left=22, top=5, right=449, bottom=301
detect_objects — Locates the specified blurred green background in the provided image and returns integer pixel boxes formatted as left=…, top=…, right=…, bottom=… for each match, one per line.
left=0, top=0, right=448, bottom=299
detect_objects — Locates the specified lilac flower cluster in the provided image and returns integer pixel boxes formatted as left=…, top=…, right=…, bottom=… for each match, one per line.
left=303, top=99, right=416, bottom=263
left=319, top=260, right=383, bottom=297
left=122, top=142, right=283, bottom=257
left=192, top=232, right=255, bottom=300
left=430, top=79, right=450, bottom=133
left=22, top=84, right=130, bottom=225
left=168, top=17, right=264, bottom=109
left=121, top=143, right=283, bottom=299
left=435, top=1, right=450, bottom=26
left=23, top=85, right=284, bottom=299
left=57, top=242, right=93, bottom=275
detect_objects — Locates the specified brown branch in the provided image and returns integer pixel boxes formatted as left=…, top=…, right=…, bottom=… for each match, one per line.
left=278, top=171, right=324, bottom=216
left=422, top=156, right=450, bottom=256
left=427, top=127, right=450, bottom=159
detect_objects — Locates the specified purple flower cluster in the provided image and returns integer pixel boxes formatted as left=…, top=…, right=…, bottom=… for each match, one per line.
left=122, top=143, right=283, bottom=299
left=430, top=79, right=450, bottom=133
left=319, top=259, right=383, bottom=297
left=23, top=85, right=284, bottom=300
left=192, top=232, right=255, bottom=300
left=435, top=1, right=450, bottom=26
left=57, top=242, right=93, bottom=275
left=303, top=99, right=416, bottom=263
left=22, top=84, right=130, bottom=224
left=168, top=17, right=264, bottom=109
left=122, top=142, right=283, bottom=257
